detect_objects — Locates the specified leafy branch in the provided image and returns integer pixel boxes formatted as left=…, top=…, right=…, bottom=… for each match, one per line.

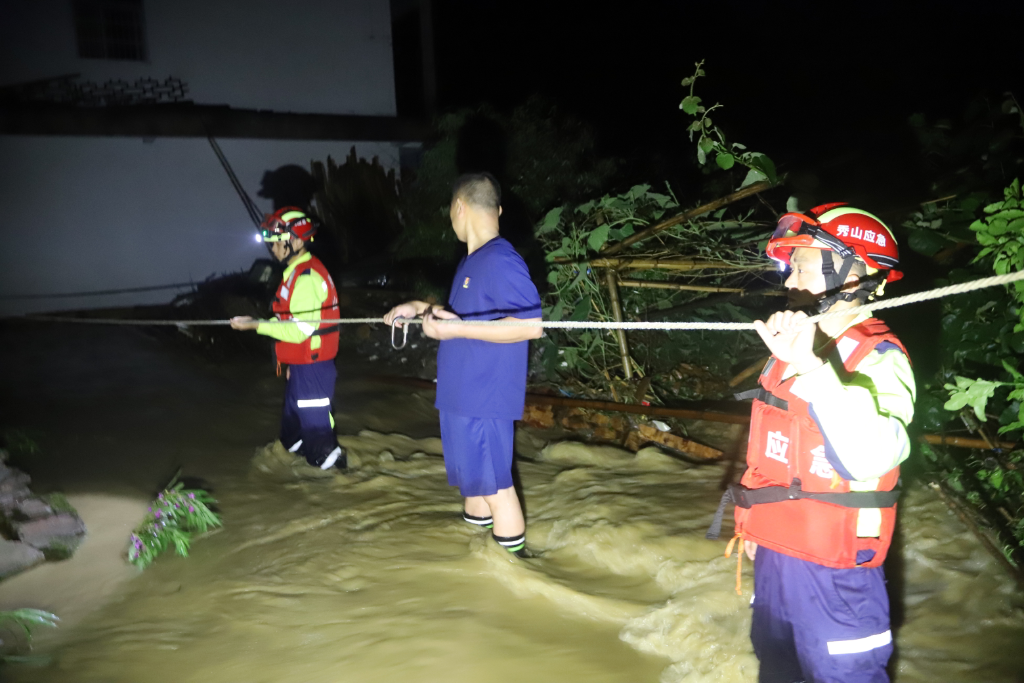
left=679, top=60, right=778, bottom=187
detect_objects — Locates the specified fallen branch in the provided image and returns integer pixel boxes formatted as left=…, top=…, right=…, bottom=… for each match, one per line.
left=600, top=180, right=775, bottom=256
left=375, top=376, right=1023, bottom=452
left=929, top=480, right=1024, bottom=589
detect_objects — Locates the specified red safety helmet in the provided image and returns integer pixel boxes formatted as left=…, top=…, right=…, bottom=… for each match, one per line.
left=766, top=203, right=902, bottom=283
left=767, top=203, right=902, bottom=312
left=259, top=207, right=317, bottom=243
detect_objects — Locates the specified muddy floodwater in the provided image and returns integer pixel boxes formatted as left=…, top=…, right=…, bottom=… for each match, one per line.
left=1, top=325, right=1022, bottom=682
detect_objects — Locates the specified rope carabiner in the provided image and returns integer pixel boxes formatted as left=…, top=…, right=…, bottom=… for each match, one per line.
left=391, top=318, right=410, bottom=350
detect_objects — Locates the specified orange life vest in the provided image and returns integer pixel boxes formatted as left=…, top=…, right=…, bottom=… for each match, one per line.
left=734, top=319, right=907, bottom=569
left=271, top=255, right=340, bottom=365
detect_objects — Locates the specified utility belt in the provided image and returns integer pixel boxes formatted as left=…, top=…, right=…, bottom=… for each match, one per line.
left=705, top=478, right=901, bottom=540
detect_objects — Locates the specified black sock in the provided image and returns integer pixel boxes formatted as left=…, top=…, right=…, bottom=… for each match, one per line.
left=463, top=513, right=493, bottom=528
left=492, top=531, right=526, bottom=553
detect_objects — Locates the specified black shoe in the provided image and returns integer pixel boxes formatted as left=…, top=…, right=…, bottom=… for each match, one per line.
left=312, top=446, right=346, bottom=470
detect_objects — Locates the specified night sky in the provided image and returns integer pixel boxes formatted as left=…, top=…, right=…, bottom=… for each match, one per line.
left=397, top=0, right=1023, bottom=208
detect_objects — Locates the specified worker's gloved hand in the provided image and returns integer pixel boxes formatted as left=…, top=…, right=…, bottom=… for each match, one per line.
left=230, top=316, right=260, bottom=331
left=753, top=310, right=823, bottom=375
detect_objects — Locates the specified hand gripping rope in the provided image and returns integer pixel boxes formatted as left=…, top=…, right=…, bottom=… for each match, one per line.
left=22, top=270, right=1024, bottom=341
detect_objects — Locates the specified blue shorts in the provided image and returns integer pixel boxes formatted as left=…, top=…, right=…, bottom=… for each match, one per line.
left=438, top=412, right=515, bottom=497
left=751, top=547, right=893, bottom=683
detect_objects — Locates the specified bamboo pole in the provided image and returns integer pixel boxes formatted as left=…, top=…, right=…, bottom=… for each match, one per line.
left=604, top=269, right=633, bottom=380
left=617, top=279, right=786, bottom=295
left=589, top=258, right=775, bottom=272
left=600, top=180, right=774, bottom=256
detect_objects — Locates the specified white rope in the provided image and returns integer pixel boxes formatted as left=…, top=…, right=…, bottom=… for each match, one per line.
left=23, top=269, right=1024, bottom=331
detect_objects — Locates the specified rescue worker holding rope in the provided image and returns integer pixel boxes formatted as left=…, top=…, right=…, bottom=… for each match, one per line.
left=709, top=204, right=915, bottom=682
left=230, top=207, right=345, bottom=470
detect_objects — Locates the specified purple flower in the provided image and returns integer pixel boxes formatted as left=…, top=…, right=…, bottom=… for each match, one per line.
left=188, top=493, right=195, bottom=499
left=155, top=510, right=161, bottom=518
left=158, top=493, right=163, bottom=500
left=148, top=507, right=152, bottom=512
left=188, top=506, right=194, bottom=513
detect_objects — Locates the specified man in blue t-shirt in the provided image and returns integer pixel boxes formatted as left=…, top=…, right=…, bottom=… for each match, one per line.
left=384, top=173, right=542, bottom=557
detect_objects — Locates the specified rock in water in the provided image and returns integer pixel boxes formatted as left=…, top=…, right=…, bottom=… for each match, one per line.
left=0, top=539, right=45, bottom=579
left=16, top=513, right=87, bottom=560
left=15, top=497, right=53, bottom=520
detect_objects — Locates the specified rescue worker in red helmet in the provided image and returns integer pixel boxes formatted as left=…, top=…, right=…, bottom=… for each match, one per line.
left=707, top=204, right=915, bottom=682
left=230, top=207, right=345, bottom=470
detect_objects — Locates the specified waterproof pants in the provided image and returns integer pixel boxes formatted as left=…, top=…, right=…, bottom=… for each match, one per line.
left=280, top=360, right=337, bottom=467
left=751, top=547, right=892, bottom=683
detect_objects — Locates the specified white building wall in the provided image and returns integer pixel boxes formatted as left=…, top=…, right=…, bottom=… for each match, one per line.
left=0, top=137, right=399, bottom=317
left=0, top=0, right=397, bottom=115
left=0, top=0, right=401, bottom=316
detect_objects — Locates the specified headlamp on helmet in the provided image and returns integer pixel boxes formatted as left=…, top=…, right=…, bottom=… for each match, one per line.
left=765, top=203, right=902, bottom=312
left=259, top=207, right=317, bottom=243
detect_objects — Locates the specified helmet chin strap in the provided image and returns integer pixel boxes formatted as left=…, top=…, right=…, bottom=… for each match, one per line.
left=268, top=238, right=296, bottom=263
left=814, top=251, right=879, bottom=313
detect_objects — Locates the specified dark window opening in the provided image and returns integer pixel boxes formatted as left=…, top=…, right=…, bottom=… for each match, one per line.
left=73, top=0, right=147, bottom=61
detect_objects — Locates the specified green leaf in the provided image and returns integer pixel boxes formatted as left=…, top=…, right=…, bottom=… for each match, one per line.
left=740, top=168, right=767, bottom=188
left=943, top=393, right=970, bottom=412
left=716, top=153, right=736, bottom=170
left=611, top=223, right=635, bottom=240
left=546, top=270, right=560, bottom=285
left=681, top=95, right=703, bottom=115
left=907, top=229, right=950, bottom=257
left=964, top=378, right=1001, bottom=421
left=544, top=248, right=567, bottom=262
left=747, top=154, right=777, bottom=185
left=587, top=224, right=611, bottom=252
left=699, top=137, right=715, bottom=154
left=570, top=295, right=591, bottom=321
left=536, top=207, right=563, bottom=236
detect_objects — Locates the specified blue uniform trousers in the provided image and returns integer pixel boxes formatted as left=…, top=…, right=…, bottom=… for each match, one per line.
left=751, top=547, right=893, bottom=683
left=280, top=360, right=337, bottom=467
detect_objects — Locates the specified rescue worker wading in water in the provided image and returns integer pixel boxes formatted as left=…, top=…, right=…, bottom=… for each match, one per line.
left=707, top=204, right=915, bottom=683
left=231, top=207, right=346, bottom=470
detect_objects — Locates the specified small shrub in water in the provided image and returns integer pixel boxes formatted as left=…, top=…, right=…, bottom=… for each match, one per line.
left=128, top=480, right=221, bottom=570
